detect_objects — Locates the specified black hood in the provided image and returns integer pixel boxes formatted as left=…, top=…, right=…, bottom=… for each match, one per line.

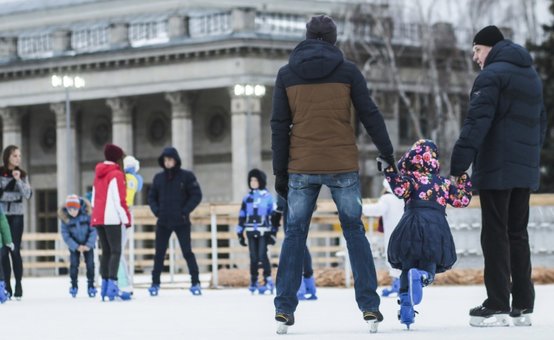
left=248, top=168, right=267, bottom=190
left=289, top=39, right=344, bottom=80
left=158, top=147, right=182, bottom=169
left=485, top=40, right=533, bottom=68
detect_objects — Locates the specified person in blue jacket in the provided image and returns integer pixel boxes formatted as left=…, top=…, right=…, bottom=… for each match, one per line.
left=450, top=25, right=546, bottom=328
left=381, top=139, right=473, bottom=329
left=236, top=169, right=276, bottom=295
left=147, top=147, right=203, bottom=296
left=59, top=194, right=97, bottom=298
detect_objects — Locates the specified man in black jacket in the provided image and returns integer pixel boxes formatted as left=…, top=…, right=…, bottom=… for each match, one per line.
left=147, top=147, right=203, bottom=296
left=450, top=26, right=547, bottom=327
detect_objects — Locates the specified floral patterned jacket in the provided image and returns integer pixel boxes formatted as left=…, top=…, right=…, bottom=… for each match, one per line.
left=384, top=139, right=472, bottom=208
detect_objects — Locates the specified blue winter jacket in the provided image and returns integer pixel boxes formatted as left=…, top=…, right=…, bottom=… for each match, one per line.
left=59, top=197, right=97, bottom=251
left=450, top=40, right=547, bottom=190
left=148, top=147, right=202, bottom=227
left=237, top=189, right=274, bottom=235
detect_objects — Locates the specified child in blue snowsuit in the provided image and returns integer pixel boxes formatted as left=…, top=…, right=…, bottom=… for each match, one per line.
left=59, top=195, right=98, bottom=298
left=380, top=139, right=472, bottom=329
left=236, top=169, right=276, bottom=294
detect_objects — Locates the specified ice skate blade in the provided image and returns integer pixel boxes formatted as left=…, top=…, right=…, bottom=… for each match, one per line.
left=470, top=315, right=509, bottom=327
left=366, top=320, right=380, bottom=333
left=512, top=315, right=532, bottom=326
left=276, top=322, right=289, bottom=334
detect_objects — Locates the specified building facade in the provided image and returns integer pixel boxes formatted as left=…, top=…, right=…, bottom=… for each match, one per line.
left=0, top=0, right=471, bottom=250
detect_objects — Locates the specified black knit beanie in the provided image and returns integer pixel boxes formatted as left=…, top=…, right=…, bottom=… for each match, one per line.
left=306, top=15, right=337, bottom=45
left=473, top=25, right=504, bottom=47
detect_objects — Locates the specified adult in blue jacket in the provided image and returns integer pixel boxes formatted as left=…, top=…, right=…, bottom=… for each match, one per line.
left=450, top=26, right=547, bottom=327
left=147, top=147, right=203, bottom=296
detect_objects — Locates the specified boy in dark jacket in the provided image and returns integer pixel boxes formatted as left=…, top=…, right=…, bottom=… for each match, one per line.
left=59, top=195, right=97, bottom=298
left=148, top=147, right=203, bottom=296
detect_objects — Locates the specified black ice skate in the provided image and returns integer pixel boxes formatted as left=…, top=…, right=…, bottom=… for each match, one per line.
left=363, top=310, right=384, bottom=333
left=275, top=312, right=294, bottom=334
left=469, top=305, right=509, bottom=327
left=510, top=308, right=533, bottom=326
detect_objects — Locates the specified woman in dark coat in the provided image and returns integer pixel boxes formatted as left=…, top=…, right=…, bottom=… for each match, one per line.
left=382, top=139, right=472, bottom=329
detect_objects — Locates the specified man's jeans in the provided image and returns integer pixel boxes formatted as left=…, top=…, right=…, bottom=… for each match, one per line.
left=274, top=172, right=380, bottom=314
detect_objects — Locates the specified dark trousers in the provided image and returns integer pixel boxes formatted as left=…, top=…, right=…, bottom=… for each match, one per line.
left=399, top=260, right=436, bottom=292
left=152, top=224, right=200, bottom=285
left=97, top=225, right=122, bottom=280
left=0, top=250, right=4, bottom=281
left=480, top=188, right=535, bottom=311
left=247, top=233, right=271, bottom=282
left=1, top=215, right=24, bottom=287
left=69, top=249, right=95, bottom=288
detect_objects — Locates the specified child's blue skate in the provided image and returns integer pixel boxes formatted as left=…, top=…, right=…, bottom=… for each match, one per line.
left=87, top=286, right=97, bottom=298
left=398, top=292, right=416, bottom=329
left=69, top=286, right=78, bottom=298
left=382, top=277, right=400, bottom=297
left=0, top=282, right=9, bottom=303
left=303, top=277, right=317, bottom=300
left=148, top=284, right=160, bottom=296
left=408, top=269, right=430, bottom=305
left=258, top=277, right=274, bottom=295
left=189, top=284, right=202, bottom=296
left=248, top=280, right=258, bottom=294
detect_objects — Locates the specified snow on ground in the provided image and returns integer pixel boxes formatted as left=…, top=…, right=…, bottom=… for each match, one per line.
left=1, top=275, right=553, bottom=340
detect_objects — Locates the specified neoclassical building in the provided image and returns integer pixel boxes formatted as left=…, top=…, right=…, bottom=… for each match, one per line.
left=0, top=0, right=471, bottom=240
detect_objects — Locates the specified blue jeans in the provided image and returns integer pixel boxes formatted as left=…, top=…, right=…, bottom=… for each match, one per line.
left=274, top=172, right=380, bottom=314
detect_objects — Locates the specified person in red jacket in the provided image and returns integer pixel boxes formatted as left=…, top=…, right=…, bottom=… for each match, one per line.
left=91, top=143, right=131, bottom=301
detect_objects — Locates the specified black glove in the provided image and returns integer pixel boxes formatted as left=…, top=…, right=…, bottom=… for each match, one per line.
left=238, top=233, right=247, bottom=247
left=275, top=174, right=289, bottom=199
left=271, top=211, right=282, bottom=228
left=378, top=154, right=397, bottom=173
left=266, top=232, right=277, bottom=246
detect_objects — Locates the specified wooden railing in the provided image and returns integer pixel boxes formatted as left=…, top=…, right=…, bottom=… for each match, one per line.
left=19, top=194, right=554, bottom=287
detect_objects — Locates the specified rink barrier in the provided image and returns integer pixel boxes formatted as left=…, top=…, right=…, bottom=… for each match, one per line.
left=20, top=194, right=554, bottom=288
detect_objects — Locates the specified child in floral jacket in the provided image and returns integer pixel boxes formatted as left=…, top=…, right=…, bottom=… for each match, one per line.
left=379, top=139, right=472, bottom=329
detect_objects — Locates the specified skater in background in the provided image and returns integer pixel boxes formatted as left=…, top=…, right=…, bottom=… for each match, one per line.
left=0, top=145, right=32, bottom=300
left=362, top=179, right=404, bottom=297
left=381, top=139, right=472, bottom=329
left=59, top=195, right=97, bottom=298
left=236, top=169, right=276, bottom=295
left=116, top=155, right=144, bottom=295
left=91, top=143, right=132, bottom=301
left=273, top=195, right=317, bottom=300
left=148, top=147, right=203, bottom=296
left=271, top=14, right=395, bottom=334
left=0, top=207, right=14, bottom=304
left=450, top=25, right=545, bottom=327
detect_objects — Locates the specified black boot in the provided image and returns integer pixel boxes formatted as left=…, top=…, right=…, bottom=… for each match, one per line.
left=14, top=281, right=22, bottom=300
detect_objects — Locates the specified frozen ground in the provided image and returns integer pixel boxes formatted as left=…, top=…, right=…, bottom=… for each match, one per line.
left=1, top=275, right=553, bottom=340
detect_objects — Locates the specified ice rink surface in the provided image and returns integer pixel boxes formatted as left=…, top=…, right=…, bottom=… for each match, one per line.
left=1, top=276, right=553, bottom=340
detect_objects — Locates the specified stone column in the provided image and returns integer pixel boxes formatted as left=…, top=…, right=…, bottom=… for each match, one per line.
left=230, top=92, right=262, bottom=201
left=0, top=107, right=22, bottom=149
left=165, top=91, right=194, bottom=169
left=106, top=98, right=133, bottom=155
left=50, top=102, right=78, bottom=204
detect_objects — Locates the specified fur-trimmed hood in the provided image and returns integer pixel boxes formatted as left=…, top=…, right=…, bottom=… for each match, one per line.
left=58, top=197, right=92, bottom=223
